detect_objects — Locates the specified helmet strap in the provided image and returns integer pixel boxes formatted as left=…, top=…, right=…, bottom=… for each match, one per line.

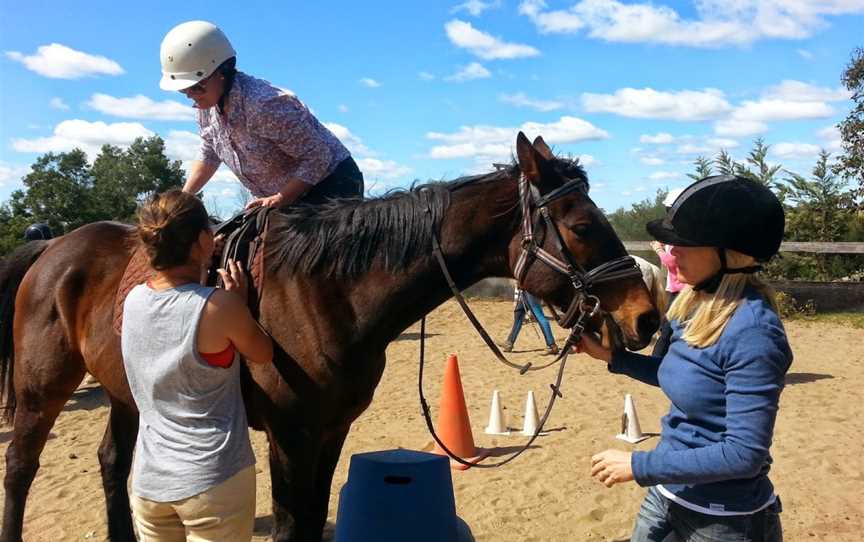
left=693, top=248, right=763, bottom=293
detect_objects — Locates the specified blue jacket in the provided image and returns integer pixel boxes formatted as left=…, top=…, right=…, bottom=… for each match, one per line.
left=610, top=289, right=793, bottom=513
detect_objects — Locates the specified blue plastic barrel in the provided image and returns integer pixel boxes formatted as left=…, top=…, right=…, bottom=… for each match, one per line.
left=335, top=449, right=459, bottom=542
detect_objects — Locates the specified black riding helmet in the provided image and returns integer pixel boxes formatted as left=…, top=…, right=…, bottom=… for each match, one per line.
left=24, top=223, right=53, bottom=241
left=646, top=175, right=784, bottom=291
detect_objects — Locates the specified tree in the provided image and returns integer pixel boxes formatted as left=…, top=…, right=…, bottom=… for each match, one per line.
left=713, top=149, right=740, bottom=176
left=0, top=136, right=184, bottom=255
left=836, top=47, right=864, bottom=197
left=688, top=156, right=713, bottom=181
left=739, top=138, right=783, bottom=190
left=90, top=137, right=185, bottom=222
left=607, top=189, right=667, bottom=242
left=783, top=150, right=854, bottom=241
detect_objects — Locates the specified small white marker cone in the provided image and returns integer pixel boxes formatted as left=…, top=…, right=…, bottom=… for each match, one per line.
left=484, top=390, right=510, bottom=435
left=616, top=394, right=649, bottom=444
left=521, top=391, right=547, bottom=437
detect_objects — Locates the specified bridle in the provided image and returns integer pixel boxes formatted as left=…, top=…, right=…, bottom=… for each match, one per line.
left=418, top=172, right=643, bottom=468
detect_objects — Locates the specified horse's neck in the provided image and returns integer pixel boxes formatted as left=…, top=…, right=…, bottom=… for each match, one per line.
left=357, top=179, right=518, bottom=345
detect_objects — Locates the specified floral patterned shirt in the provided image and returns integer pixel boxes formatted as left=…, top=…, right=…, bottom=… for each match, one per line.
left=197, top=72, right=350, bottom=197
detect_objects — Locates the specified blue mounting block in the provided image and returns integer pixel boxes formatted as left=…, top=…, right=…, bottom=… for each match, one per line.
left=335, top=449, right=459, bottom=542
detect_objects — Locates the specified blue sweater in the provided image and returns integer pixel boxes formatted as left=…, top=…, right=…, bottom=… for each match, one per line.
left=610, top=289, right=793, bottom=513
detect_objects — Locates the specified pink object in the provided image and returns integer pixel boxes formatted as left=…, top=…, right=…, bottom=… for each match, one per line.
left=658, top=245, right=684, bottom=293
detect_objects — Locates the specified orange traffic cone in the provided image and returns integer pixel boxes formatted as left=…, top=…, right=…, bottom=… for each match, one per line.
left=432, top=353, right=489, bottom=471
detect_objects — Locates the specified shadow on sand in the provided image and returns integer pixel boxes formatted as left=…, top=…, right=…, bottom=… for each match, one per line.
left=784, top=372, right=833, bottom=386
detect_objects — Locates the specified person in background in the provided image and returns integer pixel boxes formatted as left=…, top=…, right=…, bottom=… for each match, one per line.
left=500, top=286, right=559, bottom=355
left=122, top=189, right=274, bottom=541
left=650, top=187, right=685, bottom=357
left=578, top=176, right=792, bottom=542
left=23, top=223, right=53, bottom=241
left=159, top=21, right=363, bottom=209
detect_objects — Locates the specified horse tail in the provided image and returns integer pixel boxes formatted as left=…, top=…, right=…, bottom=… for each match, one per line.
left=0, top=241, right=50, bottom=424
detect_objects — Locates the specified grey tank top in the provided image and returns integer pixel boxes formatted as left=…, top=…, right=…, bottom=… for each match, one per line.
left=121, top=283, right=255, bottom=502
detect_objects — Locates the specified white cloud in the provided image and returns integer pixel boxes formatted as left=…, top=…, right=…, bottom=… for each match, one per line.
left=772, top=142, right=823, bottom=159
left=12, top=119, right=153, bottom=157
left=427, top=115, right=608, bottom=162
left=452, top=0, right=501, bottom=16
left=640, top=132, right=675, bottom=144
left=576, top=154, right=597, bottom=167
left=797, top=49, right=814, bottom=60
left=706, top=137, right=739, bottom=149
left=762, top=80, right=851, bottom=103
left=582, top=87, right=731, bottom=121
left=675, top=143, right=714, bottom=155
left=445, top=19, right=540, bottom=60
left=359, top=78, right=381, bottom=88
left=519, top=0, right=585, bottom=34
left=445, top=62, right=492, bottom=82
left=640, top=156, right=666, bottom=166
left=164, top=130, right=202, bottom=162
left=356, top=158, right=413, bottom=180
left=649, top=171, right=680, bottom=181
left=5, top=43, right=123, bottom=79
left=0, top=162, right=29, bottom=187
left=817, top=125, right=843, bottom=152
left=323, top=123, right=372, bottom=156
left=520, top=0, right=864, bottom=47
left=419, top=71, right=436, bottom=81
left=713, top=119, right=768, bottom=137
left=500, top=92, right=564, bottom=111
left=49, top=97, right=70, bottom=110
left=87, top=93, right=196, bottom=121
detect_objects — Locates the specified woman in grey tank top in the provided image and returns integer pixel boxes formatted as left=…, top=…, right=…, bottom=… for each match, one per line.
left=122, top=190, right=273, bottom=542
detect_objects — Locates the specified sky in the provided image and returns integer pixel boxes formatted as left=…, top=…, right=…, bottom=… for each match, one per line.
left=1, top=0, right=862, bottom=215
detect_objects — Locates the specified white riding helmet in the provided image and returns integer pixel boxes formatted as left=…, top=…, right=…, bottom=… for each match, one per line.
left=159, top=21, right=235, bottom=91
left=662, top=187, right=685, bottom=208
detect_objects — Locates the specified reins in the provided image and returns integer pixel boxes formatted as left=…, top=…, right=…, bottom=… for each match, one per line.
left=417, top=173, right=642, bottom=468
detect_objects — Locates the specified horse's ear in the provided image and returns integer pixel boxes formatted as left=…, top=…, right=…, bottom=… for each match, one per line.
left=532, top=136, right=554, bottom=161
left=516, top=131, right=542, bottom=181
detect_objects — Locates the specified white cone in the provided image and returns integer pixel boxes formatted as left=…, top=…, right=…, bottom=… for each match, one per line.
left=484, top=390, right=510, bottom=435
left=616, top=394, right=649, bottom=444
left=521, top=391, right=547, bottom=437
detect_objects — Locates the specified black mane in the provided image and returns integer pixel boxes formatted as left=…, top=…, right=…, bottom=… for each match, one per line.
left=266, top=156, right=587, bottom=277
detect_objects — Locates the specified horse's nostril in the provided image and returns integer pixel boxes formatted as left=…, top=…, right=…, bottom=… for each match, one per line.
left=637, top=310, right=660, bottom=339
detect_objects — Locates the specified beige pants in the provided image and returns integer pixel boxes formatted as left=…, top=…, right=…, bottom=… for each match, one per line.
left=130, top=466, right=256, bottom=542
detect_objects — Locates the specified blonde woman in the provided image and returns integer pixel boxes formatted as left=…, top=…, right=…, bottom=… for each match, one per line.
left=577, top=176, right=792, bottom=542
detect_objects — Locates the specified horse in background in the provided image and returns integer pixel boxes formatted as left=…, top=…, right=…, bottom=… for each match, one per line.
left=0, top=133, right=659, bottom=542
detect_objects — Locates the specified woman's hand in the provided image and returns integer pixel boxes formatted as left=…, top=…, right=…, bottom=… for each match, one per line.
left=650, top=240, right=664, bottom=254
left=245, top=193, right=285, bottom=210
left=572, top=332, right=612, bottom=363
left=591, top=449, right=635, bottom=487
left=217, top=259, right=248, bottom=300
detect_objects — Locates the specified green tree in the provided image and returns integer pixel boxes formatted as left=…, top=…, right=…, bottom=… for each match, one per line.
left=91, top=137, right=185, bottom=222
left=783, top=150, right=854, bottom=241
left=713, top=149, right=741, bottom=176
left=607, top=189, right=667, bottom=242
left=739, top=138, right=783, bottom=190
left=688, top=156, right=713, bottom=181
left=836, top=47, right=864, bottom=196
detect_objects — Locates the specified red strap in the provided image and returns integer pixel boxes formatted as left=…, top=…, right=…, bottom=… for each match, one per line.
left=200, top=343, right=236, bottom=368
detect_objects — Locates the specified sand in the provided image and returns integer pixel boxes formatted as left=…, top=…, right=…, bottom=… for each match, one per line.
left=2, top=299, right=863, bottom=541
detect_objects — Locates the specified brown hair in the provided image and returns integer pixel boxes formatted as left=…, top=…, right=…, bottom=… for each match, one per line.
left=136, top=189, right=210, bottom=270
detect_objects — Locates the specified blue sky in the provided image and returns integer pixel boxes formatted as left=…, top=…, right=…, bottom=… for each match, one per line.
left=1, top=0, right=862, bottom=215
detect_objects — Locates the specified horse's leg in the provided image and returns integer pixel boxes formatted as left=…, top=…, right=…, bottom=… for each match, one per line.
left=97, top=397, right=138, bottom=542
left=266, top=426, right=323, bottom=542
left=311, top=429, right=349, bottom=538
left=1, top=371, right=83, bottom=542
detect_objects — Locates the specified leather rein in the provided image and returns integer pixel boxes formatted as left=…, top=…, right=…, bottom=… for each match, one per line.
left=418, top=173, right=642, bottom=468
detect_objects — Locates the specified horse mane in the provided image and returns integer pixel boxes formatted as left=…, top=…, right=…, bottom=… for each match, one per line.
left=266, top=156, right=588, bottom=277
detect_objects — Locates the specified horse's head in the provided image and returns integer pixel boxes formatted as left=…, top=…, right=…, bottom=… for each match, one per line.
left=509, top=132, right=659, bottom=350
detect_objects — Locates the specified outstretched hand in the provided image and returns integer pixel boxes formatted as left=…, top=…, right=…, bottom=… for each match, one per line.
left=572, top=332, right=612, bottom=363
left=591, top=449, right=635, bottom=488
left=245, top=193, right=285, bottom=210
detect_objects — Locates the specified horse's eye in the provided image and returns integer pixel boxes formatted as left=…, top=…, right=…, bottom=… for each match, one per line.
left=570, top=224, right=590, bottom=237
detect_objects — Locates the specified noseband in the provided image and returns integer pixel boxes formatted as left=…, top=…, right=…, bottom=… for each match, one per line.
left=417, top=172, right=644, bottom=468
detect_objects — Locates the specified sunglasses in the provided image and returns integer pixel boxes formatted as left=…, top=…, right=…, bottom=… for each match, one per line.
left=181, top=72, right=217, bottom=96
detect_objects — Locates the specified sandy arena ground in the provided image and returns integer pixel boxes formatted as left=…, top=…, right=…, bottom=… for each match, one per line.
left=2, top=299, right=863, bottom=541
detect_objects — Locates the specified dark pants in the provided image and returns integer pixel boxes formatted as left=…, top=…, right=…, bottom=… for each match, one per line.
left=300, top=157, right=364, bottom=204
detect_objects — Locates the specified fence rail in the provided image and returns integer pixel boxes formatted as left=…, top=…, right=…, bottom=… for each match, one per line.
left=624, top=241, right=864, bottom=254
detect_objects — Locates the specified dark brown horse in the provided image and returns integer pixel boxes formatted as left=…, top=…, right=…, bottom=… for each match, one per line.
left=0, top=134, right=659, bottom=542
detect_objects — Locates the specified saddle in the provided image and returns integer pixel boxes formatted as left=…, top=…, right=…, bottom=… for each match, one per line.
left=112, top=207, right=274, bottom=335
